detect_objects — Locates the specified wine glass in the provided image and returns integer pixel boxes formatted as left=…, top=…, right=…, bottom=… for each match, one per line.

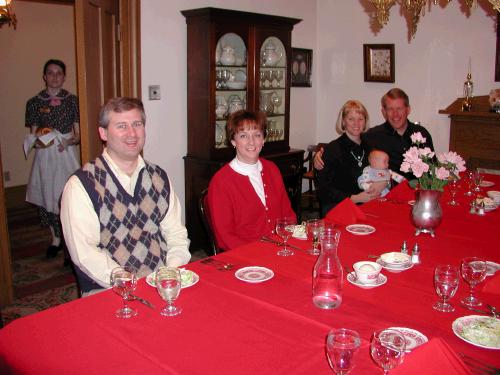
left=156, top=266, right=182, bottom=316
left=271, top=92, right=283, bottom=114
left=110, top=266, right=138, bottom=318
left=433, top=265, right=459, bottom=312
left=473, top=170, right=484, bottom=193
left=326, top=328, right=361, bottom=374
left=460, top=257, right=487, bottom=307
left=306, top=219, right=323, bottom=255
left=447, top=176, right=460, bottom=206
left=370, top=329, right=406, bottom=374
left=276, top=69, right=284, bottom=88
left=275, top=217, right=296, bottom=256
left=464, top=170, right=475, bottom=197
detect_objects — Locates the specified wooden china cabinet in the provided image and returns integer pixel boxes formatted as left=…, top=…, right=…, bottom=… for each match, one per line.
left=181, top=7, right=303, bottom=251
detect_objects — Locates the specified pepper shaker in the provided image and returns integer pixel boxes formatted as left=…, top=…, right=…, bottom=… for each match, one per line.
left=477, top=201, right=486, bottom=216
left=411, top=243, right=421, bottom=264
left=469, top=200, right=477, bottom=215
left=400, top=240, right=408, bottom=254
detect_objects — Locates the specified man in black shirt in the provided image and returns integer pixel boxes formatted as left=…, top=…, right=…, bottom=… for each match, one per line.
left=315, top=88, right=434, bottom=181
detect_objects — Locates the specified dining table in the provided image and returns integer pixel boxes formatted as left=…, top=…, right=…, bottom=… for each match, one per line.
left=0, top=173, right=499, bottom=374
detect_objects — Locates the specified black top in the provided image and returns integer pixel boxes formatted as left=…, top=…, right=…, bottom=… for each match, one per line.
left=363, top=120, right=434, bottom=180
left=317, top=134, right=369, bottom=215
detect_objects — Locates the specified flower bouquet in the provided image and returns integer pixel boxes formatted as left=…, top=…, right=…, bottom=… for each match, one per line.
left=401, top=132, right=466, bottom=191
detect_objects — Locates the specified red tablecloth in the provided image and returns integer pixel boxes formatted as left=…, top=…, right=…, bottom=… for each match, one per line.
left=0, top=175, right=499, bottom=374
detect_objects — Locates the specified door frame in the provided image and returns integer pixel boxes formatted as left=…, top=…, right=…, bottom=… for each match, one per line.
left=0, top=0, right=141, bottom=307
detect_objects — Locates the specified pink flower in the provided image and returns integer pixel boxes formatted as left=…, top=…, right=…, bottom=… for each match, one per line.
left=418, top=147, right=434, bottom=158
left=402, top=147, right=421, bottom=164
left=437, top=151, right=466, bottom=173
left=400, top=161, right=411, bottom=173
left=410, top=132, right=427, bottom=144
left=435, top=167, right=450, bottom=180
left=411, top=160, right=429, bottom=178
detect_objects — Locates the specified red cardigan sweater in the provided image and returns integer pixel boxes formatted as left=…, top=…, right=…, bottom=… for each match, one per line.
left=207, top=158, right=296, bottom=251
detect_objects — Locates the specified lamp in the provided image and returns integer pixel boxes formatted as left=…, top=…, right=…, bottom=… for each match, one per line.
left=368, top=0, right=498, bottom=40
left=0, top=0, right=16, bottom=29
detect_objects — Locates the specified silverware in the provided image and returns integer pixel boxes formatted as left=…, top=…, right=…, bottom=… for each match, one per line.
left=260, top=236, right=305, bottom=253
left=487, top=304, right=499, bottom=318
left=200, top=258, right=234, bottom=271
left=459, top=353, right=500, bottom=375
left=367, top=254, right=379, bottom=259
left=460, top=303, right=491, bottom=316
left=130, top=293, right=155, bottom=309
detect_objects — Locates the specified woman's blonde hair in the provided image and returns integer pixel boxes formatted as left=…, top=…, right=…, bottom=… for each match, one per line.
left=335, top=100, right=370, bottom=134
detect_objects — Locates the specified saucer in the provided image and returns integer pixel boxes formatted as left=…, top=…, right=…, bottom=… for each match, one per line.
left=347, top=272, right=387, bottom=289
left=376, top=258, right=414, bottom=273
left=346, top=224, right=375, bottom=235
left=387, top=327, right=428, bottom=352
left=486, top=261, right=500, bottom=276
left=480, top=180, right=495, bottom=188
left=235, top=266, right=274, bottom=283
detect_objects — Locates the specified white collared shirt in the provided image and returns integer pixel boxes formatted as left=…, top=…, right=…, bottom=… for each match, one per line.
left=229, top=157, right=266, bottom=205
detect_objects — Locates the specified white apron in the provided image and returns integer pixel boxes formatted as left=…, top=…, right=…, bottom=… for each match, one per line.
left=26, top=133, right=80, bottom=215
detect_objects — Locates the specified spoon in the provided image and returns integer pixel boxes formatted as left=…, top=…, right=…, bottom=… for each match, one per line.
left=487, top=304, right=499, bottom=318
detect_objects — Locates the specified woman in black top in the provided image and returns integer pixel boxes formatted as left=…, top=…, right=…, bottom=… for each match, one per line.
left=317, top=100, right=381, bottom=216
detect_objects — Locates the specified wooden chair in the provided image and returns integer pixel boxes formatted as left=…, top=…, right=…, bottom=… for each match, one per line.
left=198, top=188, right=220, bottom=256
left=302, top=143, right=325, bottom=217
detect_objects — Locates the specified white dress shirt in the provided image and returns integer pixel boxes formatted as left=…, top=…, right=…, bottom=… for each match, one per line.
left=60, top=149, right=191, bottom=291
left=230, top=157, right=266, bottom=205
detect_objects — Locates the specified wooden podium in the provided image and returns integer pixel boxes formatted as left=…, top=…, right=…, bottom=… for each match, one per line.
left=439, top=95, right=500, bottom=171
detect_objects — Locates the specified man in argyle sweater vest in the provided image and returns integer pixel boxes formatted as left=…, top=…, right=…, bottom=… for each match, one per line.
left=61, top=98, right=190, bottom=296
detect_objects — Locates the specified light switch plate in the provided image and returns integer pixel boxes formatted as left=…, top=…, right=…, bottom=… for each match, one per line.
left=149, top=85, right=161, bottom=100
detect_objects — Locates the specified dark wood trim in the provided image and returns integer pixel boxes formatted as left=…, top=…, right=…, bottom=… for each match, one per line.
left=496, top=13, right=500, bottom=82
left=0, top=145, right=14, bottom=307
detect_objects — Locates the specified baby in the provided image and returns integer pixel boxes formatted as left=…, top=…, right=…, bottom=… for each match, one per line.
left=358, top=150, right=404, bottom=197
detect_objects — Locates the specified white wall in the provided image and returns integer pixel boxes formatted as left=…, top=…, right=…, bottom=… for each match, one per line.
left=0, top=1, right=76, bottom=188
left=140, top=0, right=317, bottom=215
left=316, top=0, right=498, bottom=153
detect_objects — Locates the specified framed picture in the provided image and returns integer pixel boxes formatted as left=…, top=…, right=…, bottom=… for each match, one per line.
left=363, top=44, right=395, bottom=83
left=291, top=48, right=312, bottom=87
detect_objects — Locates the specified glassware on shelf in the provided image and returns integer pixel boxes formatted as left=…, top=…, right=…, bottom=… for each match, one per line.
left=276, top=69, right=284, bottom=88
left=271, top=91, right=283, bottom=114
left=259, top=92, right=274, bottom=115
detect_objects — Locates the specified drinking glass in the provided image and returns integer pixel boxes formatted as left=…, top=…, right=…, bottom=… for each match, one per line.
left=306, top=219, right=324, bottom=255
left=156, top=266, right=182, bottom=316
left=460, top=257, right=487, bottom=307
left=447, top=177, right=460, bottom=206
left=271, top=92, right=283, bottom=114
left=326, top=329, right=361, bottom=374
left=276, top=70, right=284, bottom=88
left=464, top=171, right=475, bottom=197
left=370, top=329, right=406, bottom=374
left=473, top=170, right=483, bottom=193
left=110, top=266, right=138, bottom=318
left=433, top=265, right=459, bottom=312
left=275, top=217, right=296, bottom=256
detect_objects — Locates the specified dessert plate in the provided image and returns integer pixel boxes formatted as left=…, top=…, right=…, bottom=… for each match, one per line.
left=480, top=180, right=495, bottom=188
left=388, top=327, right=428, bottom=352
left=346, top=224, right=375, bottom=235
left=235, top=266, right=274, bottom=283
left=486, top=261, right=500, bottom=276
left=146, top=269, right=199, bottom=289
left=380, top=252, right=411, bottom=266
left=347, top=272, right=387, bottom=289
left=452, top=315, right=500, bottom=350
left=376, top=258, right=414, bottom=273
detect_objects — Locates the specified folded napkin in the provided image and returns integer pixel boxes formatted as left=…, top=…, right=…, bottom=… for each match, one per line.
left=385, top=179, right=416, bottom=202
left=324, top=198, right=366, bottom=226
left=482, top=272, right=500, bottom=296
left=392, top=337, right=472, bottom=375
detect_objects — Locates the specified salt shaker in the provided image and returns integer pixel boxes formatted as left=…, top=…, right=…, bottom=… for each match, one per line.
left=411, top=243, right=421, bottom=264
left=477, top=201, right=486, bottom=216
left=469, top=201, right=477, bottom=215
left=400, top=240, right=408, bottom=254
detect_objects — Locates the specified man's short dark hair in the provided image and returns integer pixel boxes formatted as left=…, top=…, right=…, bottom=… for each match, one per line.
left=98, top=97, right=146, bottom=129
left=43, top=59, right=66, bottom=75
left=381, top=88, right=410, bottom=108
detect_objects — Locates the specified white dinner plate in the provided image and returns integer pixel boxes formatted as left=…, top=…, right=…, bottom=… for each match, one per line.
left=452, top=315, right=500, bottom=350
left=376, top=258, right=414, bottom=273
left=486, top=261, right=500, bottom=276
left=480, top=180, right=495, bottom=188
left=235, top=266, right=274, bottom=283
left=146, top=269, right=199, bottom=289
left=346, top=272, right=387, bottom=289
left=388, top=327, right=428, bottom=352
left=346, top=224, right=376, bottom=235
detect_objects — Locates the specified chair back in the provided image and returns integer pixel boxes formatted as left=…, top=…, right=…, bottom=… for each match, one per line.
left=198, top=188, right=220, bottom=256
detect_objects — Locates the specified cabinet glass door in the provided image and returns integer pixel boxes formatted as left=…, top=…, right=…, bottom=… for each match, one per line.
left=259, top=36, right=286, bottom=143
left=214, top=32, right=247, bottom=149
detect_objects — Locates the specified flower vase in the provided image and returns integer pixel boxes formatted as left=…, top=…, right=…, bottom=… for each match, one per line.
left=411, top=189, right=442, bottom=237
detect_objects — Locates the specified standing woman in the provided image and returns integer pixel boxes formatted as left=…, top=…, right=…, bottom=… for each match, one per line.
left=25, top=59, right=80, bottom=258
left=207, top=110, right=295, bottom=251
left=317, top=100, right=379, bottom=216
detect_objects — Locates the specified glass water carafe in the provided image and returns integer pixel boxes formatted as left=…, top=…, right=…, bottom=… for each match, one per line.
left=312, top=228, right=342, bottom=309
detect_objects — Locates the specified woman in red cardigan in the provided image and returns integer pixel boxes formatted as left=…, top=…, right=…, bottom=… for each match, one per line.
left=207, top=110, right=296, bottom=251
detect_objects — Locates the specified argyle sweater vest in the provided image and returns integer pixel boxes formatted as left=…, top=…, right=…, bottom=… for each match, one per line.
left=75, top=156, right=170, bottom=280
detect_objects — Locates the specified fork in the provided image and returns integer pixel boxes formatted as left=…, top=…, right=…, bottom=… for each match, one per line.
left=459, top=353, right=500, bottom=375
left=200, top=258, right=234, bottom=271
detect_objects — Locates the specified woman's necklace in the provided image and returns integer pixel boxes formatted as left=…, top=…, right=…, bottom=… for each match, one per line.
left=350, top=149, right=365, bottom=167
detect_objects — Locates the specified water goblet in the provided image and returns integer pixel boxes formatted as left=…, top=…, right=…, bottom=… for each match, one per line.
left=110, top=266, right=138, bottom=318
left=275, top=217, right=296, bottom=256
left=447, top=177, right=460, bottom=206
left=276, top=69, right=284, bottom=88
left=326, top=328, right=361, bottom=374
left=370, top=329, right=406, bottom=374
left=271, top=92, right=283, bottom=114
left=433, top=265, right=459, bottom=312
left=464, top=170, right=475, bottom=197
left=473, top=170, right=483, bottom=193
left=306, top=219, right=323, bottom=255
left=460, top=257, right=487, bottom=307
left=156, top=266, right=182, bottom=316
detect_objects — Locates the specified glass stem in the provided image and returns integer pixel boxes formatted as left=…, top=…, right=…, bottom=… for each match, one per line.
left=123, top=296, right=129, bottom=310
